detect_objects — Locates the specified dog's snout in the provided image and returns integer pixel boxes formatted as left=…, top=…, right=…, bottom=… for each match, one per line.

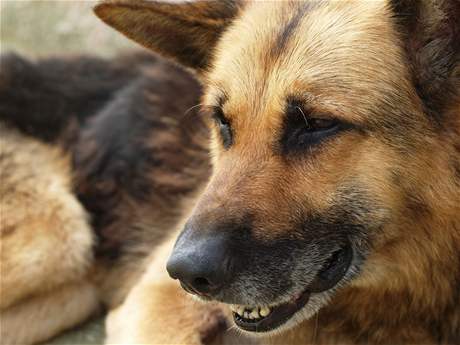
left=166, top=232, right=232, bottom=296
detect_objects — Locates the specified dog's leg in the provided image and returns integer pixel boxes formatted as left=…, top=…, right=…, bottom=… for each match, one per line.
left=0, top=127, right=98, bottom=344
left=0, top=202, right=93, bottom=310
left=105, top=234, right=232, bottom=345
left=0, top=280, right=99, bottom=345
left=0, top=126, right=94, bottom=309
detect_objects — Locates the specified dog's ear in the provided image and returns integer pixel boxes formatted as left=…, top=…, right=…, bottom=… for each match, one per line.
left=390, top=0, right=460, bottom=119
left=94, top=0, right=242, bottom=71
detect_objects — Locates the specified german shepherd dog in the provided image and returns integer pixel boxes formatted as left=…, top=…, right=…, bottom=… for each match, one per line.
left=0, top=0, right=458, bottom=344
left=93, top=0, right=460, bottom=344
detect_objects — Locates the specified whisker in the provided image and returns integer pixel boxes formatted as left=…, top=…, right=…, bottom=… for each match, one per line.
left=182, top=103, right=206, bottom=119
left=296, top=106, right=310, bottom=128
left=225, top=324, right=238, bottom=332
left=312, top=310, right=320, bottom=344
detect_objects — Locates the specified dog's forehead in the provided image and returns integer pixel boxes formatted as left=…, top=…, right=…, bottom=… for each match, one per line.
left=206, top=0, right=411, bottom=123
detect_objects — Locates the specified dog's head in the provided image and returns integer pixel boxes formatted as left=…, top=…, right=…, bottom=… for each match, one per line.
left=96, top=0, right=460, bottom=335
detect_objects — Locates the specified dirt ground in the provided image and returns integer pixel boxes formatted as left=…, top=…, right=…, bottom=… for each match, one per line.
left=1, top=0, right=137, bottom=57
left=1, top=1, right=142, bottom=344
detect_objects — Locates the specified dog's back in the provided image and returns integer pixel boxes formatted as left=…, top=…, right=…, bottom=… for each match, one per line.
left=0, top=51, right=209, bottom=343
left=0, top=52, right=159, bottom=142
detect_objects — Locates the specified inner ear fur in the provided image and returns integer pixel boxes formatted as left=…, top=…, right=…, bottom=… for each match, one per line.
left=94, top=0, right=242, bottom=71
left=391, top=0, right=460, bottom=119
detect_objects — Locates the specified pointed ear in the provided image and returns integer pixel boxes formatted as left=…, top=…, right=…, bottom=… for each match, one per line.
left=94, top=0, right=241, bottom=71
left=391, top=0, right=460, bottom=119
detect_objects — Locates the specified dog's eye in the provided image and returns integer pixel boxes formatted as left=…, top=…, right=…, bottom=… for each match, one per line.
left=212, top=108, right=233, bottom=149
left=308, top=118, right=337, bottom=130
left=281, top=103, right=343, bottom=154
left=292, top=117, right=340, bottom=146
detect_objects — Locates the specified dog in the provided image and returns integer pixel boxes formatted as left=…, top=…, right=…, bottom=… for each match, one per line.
left=94, top=0, right=460, bottom=344
left=0, top=52, right=209, bottom=344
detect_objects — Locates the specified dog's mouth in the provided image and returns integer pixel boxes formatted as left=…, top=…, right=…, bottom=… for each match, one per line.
left=230, top=245, right=353, bottom=333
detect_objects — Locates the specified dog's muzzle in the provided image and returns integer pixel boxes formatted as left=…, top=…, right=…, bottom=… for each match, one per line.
left=167, top=219, right=353, bottom=333
left=230, top=244, right=353, bottom=332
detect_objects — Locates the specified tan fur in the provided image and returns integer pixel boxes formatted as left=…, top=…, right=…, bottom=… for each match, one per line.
left=0, top=125, right=97, bottom=343
left=1, top=281, right=99, bottom=345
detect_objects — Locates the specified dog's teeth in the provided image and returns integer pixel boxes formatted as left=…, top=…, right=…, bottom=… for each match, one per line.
left=250, top=308, right=260, bottom=319
left=231, top=305, right=269, bottom=319
left=230, top=305, right=245, bottom=316
left=260, top=306, right=271, bottom=317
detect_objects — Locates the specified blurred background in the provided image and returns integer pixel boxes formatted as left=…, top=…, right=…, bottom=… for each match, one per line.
left=1, top=0, right=138, bottom=57
left=1, top=1, right=142, bottom=344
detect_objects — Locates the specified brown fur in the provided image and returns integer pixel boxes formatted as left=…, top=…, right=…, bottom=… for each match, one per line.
left=95, top=0, right=460, bottom=344
left=73, top=57, right=210, bottom=307
left=0, top=52, right=209, bottom=343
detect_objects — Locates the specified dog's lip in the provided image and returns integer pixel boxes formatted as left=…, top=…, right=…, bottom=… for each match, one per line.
left=232, top=289, right=311, bottom=332
left=308, top=244, right=353, bottom=293
left=232, top=245, right=353, bottom=333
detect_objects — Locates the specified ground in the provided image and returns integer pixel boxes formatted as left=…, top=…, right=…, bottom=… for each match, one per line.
left=1, top=1, right=136, bottom=57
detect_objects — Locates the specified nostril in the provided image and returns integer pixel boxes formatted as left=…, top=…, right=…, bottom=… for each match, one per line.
left=193, top=277, right=212, bottom=290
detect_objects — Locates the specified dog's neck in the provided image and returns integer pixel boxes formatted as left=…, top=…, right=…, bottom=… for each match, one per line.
left=320, top=145, right=460, bottom=344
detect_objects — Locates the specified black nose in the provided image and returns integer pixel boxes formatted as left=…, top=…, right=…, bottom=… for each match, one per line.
left=166, top=233, right=231, bottom=296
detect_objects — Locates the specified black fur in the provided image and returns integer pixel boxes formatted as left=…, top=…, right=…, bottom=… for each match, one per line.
left=0, top=52, right=156, bottom=143
left=95, top=0, right=243, bottom=70
left=270, top=2, right=318, bottom=60
left=389, top=0, right=460, bottom=122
